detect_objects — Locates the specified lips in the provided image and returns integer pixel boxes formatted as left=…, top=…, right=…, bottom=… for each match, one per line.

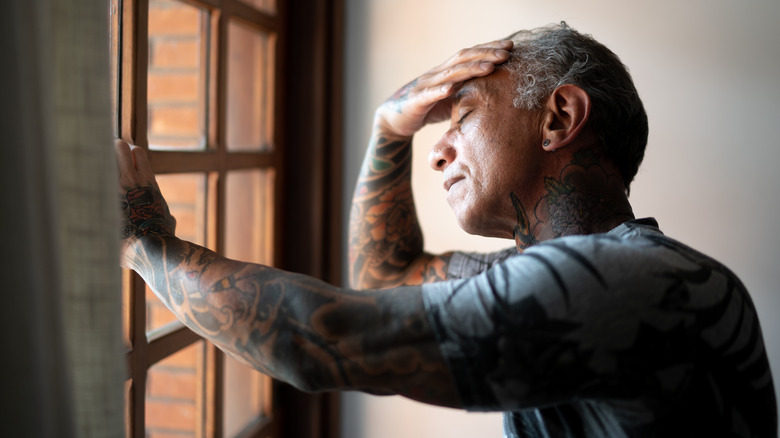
left=443, top=175, right=465, bottom=192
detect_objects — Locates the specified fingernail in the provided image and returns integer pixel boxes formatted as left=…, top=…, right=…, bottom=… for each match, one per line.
left=495, top=49, right=509, bottom=57
left=480, top=61, right=492, bottom=70
left=440, top=83, right=452, bottom=92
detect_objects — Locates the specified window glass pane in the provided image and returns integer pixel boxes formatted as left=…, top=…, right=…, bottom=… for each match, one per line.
left=222, top=169, right=275, bottom=434
left=146, top=342, right=205, bottom=438
left=147, top=173, right=207, bottom=334
left=225, top=169, right=275, bottom=265
left=227, top=20, right=276, bottom=152
left=223, top=357, right=268, bottom=436
left=148, top=0, right=208, bottom=150
left=237, top=0, right=276, bottom=15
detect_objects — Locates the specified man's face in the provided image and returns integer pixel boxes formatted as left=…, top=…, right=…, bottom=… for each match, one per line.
left=429, top=68, right=546, bottom=239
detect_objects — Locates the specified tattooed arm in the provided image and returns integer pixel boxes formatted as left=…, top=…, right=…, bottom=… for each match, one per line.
left=349, top=40, right=513, bottom=289
left=116, top=141, right=459, bottom=406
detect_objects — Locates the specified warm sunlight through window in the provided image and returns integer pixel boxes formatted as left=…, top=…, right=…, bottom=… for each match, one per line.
left=111, top=0, right=281, bottom=436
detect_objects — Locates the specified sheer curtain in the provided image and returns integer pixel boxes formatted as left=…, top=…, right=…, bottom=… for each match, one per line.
left=1, top=1, right=123, bottom=437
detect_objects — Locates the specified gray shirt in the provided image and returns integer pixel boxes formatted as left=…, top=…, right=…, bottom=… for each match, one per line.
left=423, top=219, right=776, bottom=437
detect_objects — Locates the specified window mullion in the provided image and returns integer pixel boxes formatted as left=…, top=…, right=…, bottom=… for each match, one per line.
left=121, top=0, right=149, bottom=147
left=128, top=274, right=148, bottom=438
left=206, top=6, right=229, bottom=437
left=120, top=0, right=151, bottom=437
left=205, top=343, right=226, bottom=438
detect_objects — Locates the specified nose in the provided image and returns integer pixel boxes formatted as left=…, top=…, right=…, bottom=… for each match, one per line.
left=428, top=133, right=456, bottom=172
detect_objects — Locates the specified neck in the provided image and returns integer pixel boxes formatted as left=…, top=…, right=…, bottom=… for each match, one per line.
left=512, top=149, right=634, bottom=251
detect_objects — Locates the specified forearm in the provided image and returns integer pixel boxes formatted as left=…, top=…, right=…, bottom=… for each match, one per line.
left=126, top=234, right=337, bottom=387
left=116, top=139, right=459, bottom=405
left=348, top=119, right=434, bottom=289
left=125, top=234, right=457, bottom=404
left=348, top=41, right=514, bottom=288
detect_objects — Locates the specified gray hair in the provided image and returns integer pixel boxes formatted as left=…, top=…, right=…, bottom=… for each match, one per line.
left=504, top=22, right=648, bottom=190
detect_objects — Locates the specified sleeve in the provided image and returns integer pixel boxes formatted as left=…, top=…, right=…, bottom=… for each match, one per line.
left=421, top=235, right=706, bottom=412
left=447, top=246, right=518, bottom=279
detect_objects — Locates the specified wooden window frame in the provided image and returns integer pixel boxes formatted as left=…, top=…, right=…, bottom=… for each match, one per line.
left=114, top=0, right=344, bottom=437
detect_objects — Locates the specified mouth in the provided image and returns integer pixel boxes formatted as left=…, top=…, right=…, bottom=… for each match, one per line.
left=443, top=176, right=464, bottom=192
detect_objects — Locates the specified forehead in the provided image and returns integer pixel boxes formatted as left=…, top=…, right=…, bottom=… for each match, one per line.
left=452, top=68, right=513, bottom=107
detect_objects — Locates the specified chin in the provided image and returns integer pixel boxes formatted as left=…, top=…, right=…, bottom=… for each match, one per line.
left=455, top=209, right=512, bottom=239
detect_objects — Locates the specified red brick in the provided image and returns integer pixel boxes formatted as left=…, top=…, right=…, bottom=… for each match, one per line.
left=151, top=39, right=200, bottom=69
left=148, top=301, right=178, bottom=331
left=147, top=367, right=198, bottom=400
left=145, top=284, right=156, bottom=301
left=148, top=136, right=203, bottom=150
left=148, top=4, right=201, bottom=37
left=147, top=430, right=195, bottom=438
left=156, top=173, right=203, bottom=240
left=157, top=173, right=201, bottom=203
left=149, top=106, right=200, bottom=136
left=160, top=343, right=201, bottom=368
left=145, top=398, right=197, bottom=431
left=168, top=205, right=197, bottom=241
left=148, top=72, right=199, bottom=103
left=145, top=286, right=166, bottom=306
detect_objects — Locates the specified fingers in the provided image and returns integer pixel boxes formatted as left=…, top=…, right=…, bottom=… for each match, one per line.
left=471, top=39, right=514, bottom=50
left=130, top=146, right=156, bottom=182
left=115, top=139, right=156, bottom=188
left=415, top=41, right=515, bottom=99
left=431, top=41, right=513, bottom=85
left=408, top=40, right=512, bottom=105
left=433, top=58, right=502, bottom=87
left=446, top=39, right=513, bottom=64
left=375, top=39, right=514, bottom=136
left=413, top=41, right=512, bottom=110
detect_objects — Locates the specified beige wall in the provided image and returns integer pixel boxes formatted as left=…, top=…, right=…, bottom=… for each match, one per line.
left=341, top=1, right=780, bottom=436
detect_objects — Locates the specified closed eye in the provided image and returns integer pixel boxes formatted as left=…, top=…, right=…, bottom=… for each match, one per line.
left=457, top=110, right=473, bottom=125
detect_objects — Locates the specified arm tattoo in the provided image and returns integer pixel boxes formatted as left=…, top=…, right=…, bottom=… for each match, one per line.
left=119, top=170, right=458, bottom=403
left=387, top=79, right=418, bottom=114
left=125, top=236, right=456, bottom=405
left=349, top=133, right=450, bottom=288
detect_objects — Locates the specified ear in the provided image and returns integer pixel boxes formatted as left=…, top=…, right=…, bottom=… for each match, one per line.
left=540, top=85, right=591, bottom=152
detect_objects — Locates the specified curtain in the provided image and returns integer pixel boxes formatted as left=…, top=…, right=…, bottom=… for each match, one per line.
left=0, top=1, right=123, bottom=437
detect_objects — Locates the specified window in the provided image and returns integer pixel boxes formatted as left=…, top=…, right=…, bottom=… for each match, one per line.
left=113, top=0, right=287, bottom=436
left=113, top=0, right=345, bottom=436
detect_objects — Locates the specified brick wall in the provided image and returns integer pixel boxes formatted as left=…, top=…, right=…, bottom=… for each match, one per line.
left=146, top=343, right=203, bottom=438
left=147, top=0, right=204, bottom=149
left=145, top=1, right=205, bottom=436
left=141, top=1, right=273, bottom=436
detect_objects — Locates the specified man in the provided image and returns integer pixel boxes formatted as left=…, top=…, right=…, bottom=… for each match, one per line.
left=118, top=23, right=777, bottom=437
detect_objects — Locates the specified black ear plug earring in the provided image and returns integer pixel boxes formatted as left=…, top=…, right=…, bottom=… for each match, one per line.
left=543, top=139, right=551, bottom=147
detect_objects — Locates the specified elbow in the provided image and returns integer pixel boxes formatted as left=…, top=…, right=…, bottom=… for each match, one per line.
left=348, top=274, right=375, bottom=291
left=287, top=375, right=321, bottom=395
left=261, top=334, right=345, bottom=394
left=283, top=361, right=338, bottom=394
left=347, top=265, right=375, bottom=290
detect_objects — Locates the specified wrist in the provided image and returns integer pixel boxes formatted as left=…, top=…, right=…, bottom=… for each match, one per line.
left=119, top=233, right=175, bottom=271
left=372, top=112, right=415, bottom=141
left=119, top=235, right=142, bottom=270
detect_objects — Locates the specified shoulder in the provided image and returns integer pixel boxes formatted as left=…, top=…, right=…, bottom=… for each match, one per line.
left=426, top=218, right=749, bottom=323
left=524, top=217, right=738, bottom=282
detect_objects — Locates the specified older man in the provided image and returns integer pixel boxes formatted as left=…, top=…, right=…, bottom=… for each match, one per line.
left=118, top=23, right=776, bottom=437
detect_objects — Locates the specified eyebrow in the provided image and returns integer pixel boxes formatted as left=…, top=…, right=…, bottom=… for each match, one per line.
left=452, top=83, right=477, bottom=107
